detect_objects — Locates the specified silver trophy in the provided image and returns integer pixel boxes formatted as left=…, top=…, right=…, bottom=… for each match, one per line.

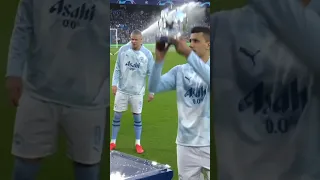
left=156, top=7, right=188, bottom=50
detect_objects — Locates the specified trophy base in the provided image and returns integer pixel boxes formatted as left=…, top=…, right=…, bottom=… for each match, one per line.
left=156, top=41, right=166, bottom=51
left=155, top=36, right=173, bottom=51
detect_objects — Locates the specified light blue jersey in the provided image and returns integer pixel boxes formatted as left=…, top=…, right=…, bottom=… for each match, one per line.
left=6, top=0, right=110, bottom=109
left=212, top=1, right=320, bottom=179
left=112, top=44, right=154, bottom=95
left=149, top=51, right=210, bottom=147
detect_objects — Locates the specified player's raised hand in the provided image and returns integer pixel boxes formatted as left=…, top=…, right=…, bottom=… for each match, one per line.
left=112, top=86, right=117, bottom=95
left=147, top=93, right=154, bottom=102
left=6, top=76, right=22, bottom=107
left=171, top=37, right=192, bottom=58
left=155, top=42, right=170, bottom=62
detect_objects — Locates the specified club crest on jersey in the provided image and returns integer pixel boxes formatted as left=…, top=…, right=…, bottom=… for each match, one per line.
left=49, top=0, right=96, bottom=29
left=125, top=61, right=140, bottom=70
left=185, top=86, right=207, bottom=104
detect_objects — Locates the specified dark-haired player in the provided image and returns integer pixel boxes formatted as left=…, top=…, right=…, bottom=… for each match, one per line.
left=149, top=26, right=210, bottom=180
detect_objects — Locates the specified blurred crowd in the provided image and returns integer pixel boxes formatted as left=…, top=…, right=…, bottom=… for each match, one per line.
left=110, top=4, right=210, bottom=44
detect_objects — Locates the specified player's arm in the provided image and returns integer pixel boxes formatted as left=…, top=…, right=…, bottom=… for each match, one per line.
left=112, top=49, right=122, bottom=87
left=6, top=0, right=33, bottom=77
left=148, top=61, right=178, bottom=93
left=251, top=0, right=320, bottom=75
left=147, top=52, right=155, bottom=95
left=187, top=51, right=210, bottom=85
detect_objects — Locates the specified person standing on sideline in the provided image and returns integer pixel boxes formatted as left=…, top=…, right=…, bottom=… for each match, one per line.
left=110, top=30, right=155, bottom=154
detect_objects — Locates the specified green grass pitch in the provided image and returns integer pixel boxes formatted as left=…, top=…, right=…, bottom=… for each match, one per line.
left=0, top=0, right=249, bottom=178
left=109, top=45, right=185, bottom=179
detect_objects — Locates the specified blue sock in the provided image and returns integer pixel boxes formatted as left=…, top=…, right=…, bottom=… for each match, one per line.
left=111, top=112, right=122, bottom=142
left=12, top=157, right=41, bottom=180
left=74, top=162, right=99, bottom=180
left=133, top=114, right=142, bottom=142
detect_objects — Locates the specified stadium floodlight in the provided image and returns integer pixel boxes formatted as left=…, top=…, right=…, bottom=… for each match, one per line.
left=117, top=0, right=136, bottom=4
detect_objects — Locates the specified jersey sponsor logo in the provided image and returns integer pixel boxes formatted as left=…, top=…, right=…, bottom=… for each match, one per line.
left=49, top=0, right=96, bottom=29
left=125, top=61, right=140, bottom=70
left=184, top=86, right=207, bottom=104
left=238, top=78, right=308, bottom=134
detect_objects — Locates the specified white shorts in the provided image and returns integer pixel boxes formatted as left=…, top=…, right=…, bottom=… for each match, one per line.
left=11, top=92, right=106, bottom=165
left=177, top=145, right=210, bottom=180
left=113, top=91, right=143, bottom=114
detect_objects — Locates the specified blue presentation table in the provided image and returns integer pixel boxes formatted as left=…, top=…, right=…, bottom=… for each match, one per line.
left=110, top=150, right=174, bottom=180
